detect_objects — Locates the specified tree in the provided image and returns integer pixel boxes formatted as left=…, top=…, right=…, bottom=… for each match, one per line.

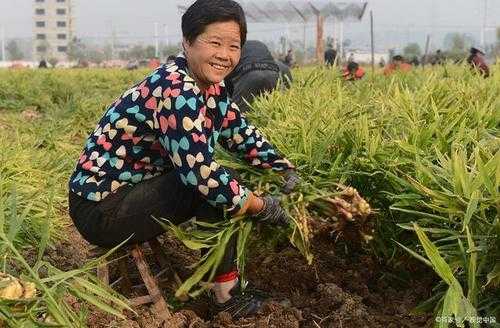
left=444, top=33, right=474, bottom=54
left=6, top=40, right=24, bottom=60
left=128, top=45, right=145, bottom=60
left=160, top=44, right=181, bottom=59
left=450, top=34, right=465, bottom=52
left=102, top=44, right=113, bottom=61
left=67, top=38, right=109, bottom=64
left=48, top=57, right=58, bottom=67
left=119, top=44, right=158, bottom=61
left=403, top=43, right=422, bottom=58
left=86, top=49, right=105, bottom=64
left=67, top=37, right=87, bottom=62
left=145, top=45, right=156, bottom=59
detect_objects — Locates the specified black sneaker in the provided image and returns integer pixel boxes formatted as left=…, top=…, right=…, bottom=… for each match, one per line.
left=210, top=283, right=268, bottom=319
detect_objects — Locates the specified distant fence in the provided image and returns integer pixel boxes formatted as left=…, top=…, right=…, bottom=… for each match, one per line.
left=0, top=60, right=120, bottom=69
left=0, top=61, right=37, bottom=68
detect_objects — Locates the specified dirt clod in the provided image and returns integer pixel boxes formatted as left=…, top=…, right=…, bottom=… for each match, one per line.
left=21, top=107, right=42, bottom=120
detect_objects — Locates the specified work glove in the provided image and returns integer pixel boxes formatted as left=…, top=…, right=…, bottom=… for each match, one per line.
left=282, top=169, right=300, bottom=194
left=252, top=196, right=290, bottom=227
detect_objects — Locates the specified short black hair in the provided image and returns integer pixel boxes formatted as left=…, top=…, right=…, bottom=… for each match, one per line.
left=347, top=61, right=359, bottom=72
left=182, top=0, right=247, bottom=46
left=470, top=47, right=483, bottom=55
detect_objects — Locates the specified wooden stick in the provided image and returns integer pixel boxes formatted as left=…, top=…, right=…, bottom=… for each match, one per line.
left=148, top=238, right=185, bottom=297
left=130, top=244, right=172, bottom=321
left=129, top=295, right=153, bottom=306
left=117, top=254, right=133, bottom=294
left=148, top=238, right=170, bottom=269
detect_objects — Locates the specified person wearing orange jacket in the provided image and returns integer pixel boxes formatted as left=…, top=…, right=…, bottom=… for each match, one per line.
left=383, top=55, right=412, bottom=76
left=342, top=61, right=365, bottom=81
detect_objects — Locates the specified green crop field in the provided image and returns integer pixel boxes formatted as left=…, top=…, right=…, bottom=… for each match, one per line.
left=0, top=64, right=498, bottom=327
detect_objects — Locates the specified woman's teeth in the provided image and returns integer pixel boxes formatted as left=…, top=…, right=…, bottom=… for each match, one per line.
left=210, top=63, right=228, bottom=70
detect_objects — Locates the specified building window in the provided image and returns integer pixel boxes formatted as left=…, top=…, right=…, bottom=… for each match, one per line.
left=36, top=46, right=47, bottom=52
left=36, top=21, right=46, bottom=27
left=36, top=34, right=46, bottom=40
left=35, top=0, right=44, bottom=2
left=56, top=8, right=66, bottom=15
left=35, top=8, right=45, bottom=15
left=56, top=0, right=66, bottom=2
left=57, top=46, right=68, bottom=52
left=57, top=34, right=67, bottom=40
left=57, top=21, right=67, bottom=27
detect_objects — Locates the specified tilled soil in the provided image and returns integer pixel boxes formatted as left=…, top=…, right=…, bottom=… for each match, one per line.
left=46, top=224, right=435, bottom=328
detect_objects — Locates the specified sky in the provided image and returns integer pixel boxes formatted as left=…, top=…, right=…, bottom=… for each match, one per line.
left=0, top=0, right=499, bottom=53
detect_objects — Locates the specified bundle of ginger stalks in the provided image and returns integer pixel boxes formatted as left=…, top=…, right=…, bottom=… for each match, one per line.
left=253, top=177, right=374, bottom=264
left=160, top=170, right=374, bottom=299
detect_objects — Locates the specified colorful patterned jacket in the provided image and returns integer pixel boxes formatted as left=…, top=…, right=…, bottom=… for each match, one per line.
left=69, top=55, right=294, bottom=215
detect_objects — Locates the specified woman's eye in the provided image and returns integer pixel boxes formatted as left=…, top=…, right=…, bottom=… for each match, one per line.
left=210, top=41, right=221, bottom=46
left=230, top=45, right=240, bottom=50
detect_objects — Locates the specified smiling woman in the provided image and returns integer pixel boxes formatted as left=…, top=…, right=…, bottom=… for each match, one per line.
left=183, top=21, right=242, bottom=91
left=181, top=0, right=247, bottom=91
left=67, top=0, right=299, bottom=320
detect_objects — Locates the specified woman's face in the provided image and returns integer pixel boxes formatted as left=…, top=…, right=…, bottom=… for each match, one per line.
left=183, top=21, right=241, bottom=91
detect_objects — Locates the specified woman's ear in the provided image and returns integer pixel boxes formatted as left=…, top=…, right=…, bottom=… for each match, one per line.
left=182, top=38, right=188, bottom=54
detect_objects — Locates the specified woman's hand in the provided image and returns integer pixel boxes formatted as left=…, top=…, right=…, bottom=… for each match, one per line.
left=235, top=193, right=290, bottom=227
left=250, top=196, right=290, bottom=227
left=235, top=192, right=264, bottom=217
left=281, top=169, right=300, bottom=194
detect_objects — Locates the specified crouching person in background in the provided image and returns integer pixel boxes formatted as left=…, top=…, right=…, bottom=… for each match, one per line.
left=225, top=40, right=293, bottom=112
left=343, top=62, right=365, bottom=81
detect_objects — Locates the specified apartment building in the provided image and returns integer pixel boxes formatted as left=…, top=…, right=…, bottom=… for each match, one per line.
left=33, top=0, right=73, bottom=62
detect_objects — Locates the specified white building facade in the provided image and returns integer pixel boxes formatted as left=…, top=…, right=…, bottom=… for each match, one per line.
left=33, top=0, right=73, bottom=61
